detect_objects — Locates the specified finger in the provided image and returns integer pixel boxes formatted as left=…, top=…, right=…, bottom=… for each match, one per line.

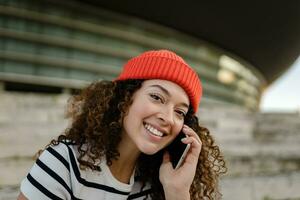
left=182, top=125, right=201, bottom=143
left=181, top=135, right=202, bottom=160
left=162, top=151, right=171, bottom=164
left=161, top=151, right=174, bottom=171
left=181, top=137, right=202, bottom=149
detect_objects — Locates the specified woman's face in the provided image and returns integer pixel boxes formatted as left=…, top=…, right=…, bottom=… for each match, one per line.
left=122, top=79, right=190, bottom=155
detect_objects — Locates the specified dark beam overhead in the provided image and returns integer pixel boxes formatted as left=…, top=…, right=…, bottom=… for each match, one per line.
left=80, top=0, right=300, bottom=84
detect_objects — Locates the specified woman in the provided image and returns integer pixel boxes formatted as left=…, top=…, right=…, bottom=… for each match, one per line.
left=18, top=50, right=226, bottom=200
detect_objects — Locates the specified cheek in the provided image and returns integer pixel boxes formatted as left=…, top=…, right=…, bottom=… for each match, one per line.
left=174, top=127, right=183, bottom=138
left=131, top=101, right=157, bottom=118
left=169, top=123, right=184, bottom=140
left=170, top=121, right=185, bottom=138
left=175, top=119, right=184, bottom=133
left=123, top=102, right=148, bottom=128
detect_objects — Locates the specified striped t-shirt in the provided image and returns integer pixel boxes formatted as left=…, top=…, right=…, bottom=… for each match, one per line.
left=20, top=142, right=152, bottom=200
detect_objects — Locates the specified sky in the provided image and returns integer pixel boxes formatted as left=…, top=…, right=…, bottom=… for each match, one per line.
left=260, top=56, right=300, bottom=112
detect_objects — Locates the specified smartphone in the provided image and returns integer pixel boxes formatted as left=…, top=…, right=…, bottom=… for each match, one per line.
left=167, top=131, right=191, bottom=170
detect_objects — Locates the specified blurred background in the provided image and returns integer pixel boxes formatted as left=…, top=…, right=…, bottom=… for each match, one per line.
left=0, top=0, right=300, bottom=199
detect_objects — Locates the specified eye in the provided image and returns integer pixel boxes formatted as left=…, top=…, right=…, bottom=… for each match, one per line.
left=149, top=93, right=164, bottom=103
left=175, top=110, right=186, bottom=118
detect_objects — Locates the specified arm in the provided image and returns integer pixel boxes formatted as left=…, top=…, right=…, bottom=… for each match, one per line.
left=159, top=125, right=202, bottom=200
left=19, top=143, right=71, bottom=199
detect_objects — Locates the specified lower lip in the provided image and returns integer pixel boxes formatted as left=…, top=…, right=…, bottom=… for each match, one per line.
left=144, top=127, right=163, bottom=142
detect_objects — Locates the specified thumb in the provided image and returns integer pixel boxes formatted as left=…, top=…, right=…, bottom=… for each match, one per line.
left=162, top=151, right=170, bottom=163
left=159, top=151, right=175, bottom=184
left=162, top=151, right=172, bottom=165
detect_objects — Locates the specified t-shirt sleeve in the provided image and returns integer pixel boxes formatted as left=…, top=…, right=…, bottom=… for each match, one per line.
left=20, top=143, right=72, bottom=200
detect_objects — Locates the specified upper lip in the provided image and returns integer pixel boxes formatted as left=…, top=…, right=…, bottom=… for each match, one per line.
left=144, top=122, right=169, bottom=136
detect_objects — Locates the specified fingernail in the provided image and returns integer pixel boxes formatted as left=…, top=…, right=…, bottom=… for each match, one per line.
left=181, top=138, right=187, bottom=142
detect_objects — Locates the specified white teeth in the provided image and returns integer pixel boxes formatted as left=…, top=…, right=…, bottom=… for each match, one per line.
left=144, top=124, right=163, bottom=137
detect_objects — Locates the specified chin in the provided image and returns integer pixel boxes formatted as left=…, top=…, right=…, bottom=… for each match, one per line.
left=139, top=145, right=162, bottom=155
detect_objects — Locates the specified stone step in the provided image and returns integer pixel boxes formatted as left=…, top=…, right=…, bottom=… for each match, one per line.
left=221, top=171, right=300, bottom=200
left=0, top=158, right=34, bottom=186
left=0, top=93, right=69, bottom=123
left=254, top=112, right=300, bottom=143
left=0, top=122, right=67, bottom=158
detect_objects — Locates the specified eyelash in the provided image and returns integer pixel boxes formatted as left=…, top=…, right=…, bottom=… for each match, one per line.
left=149, top=93, right=187, bottom=118
left=176, top=110, right=186, bottom=118
left=149, top=93, right=164, bottom=103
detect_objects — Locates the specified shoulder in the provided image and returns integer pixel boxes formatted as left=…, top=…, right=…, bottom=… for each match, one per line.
left=20, top=141, right=77, bottom=199
left=39, top=141, right=76, bottom=170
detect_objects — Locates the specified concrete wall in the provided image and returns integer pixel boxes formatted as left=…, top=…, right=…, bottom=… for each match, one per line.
left=0, top=92, right=68, bottom=198
left=198, top=100, right=300, bottom=200
left=1, top=92, right=300, bottom=200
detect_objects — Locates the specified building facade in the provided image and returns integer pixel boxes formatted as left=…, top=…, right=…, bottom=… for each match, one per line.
left=1, top=1, right=300, bottom=200
left=0, top=0, right=265, bottom=110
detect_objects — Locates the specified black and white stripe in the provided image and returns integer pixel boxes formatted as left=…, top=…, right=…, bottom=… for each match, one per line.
left=22, top=142, right=151, bottom=199
left=64, top=143, right=131, bottom=196
left=27, top=173, right=64, bottom=200
left=128, top=189, right=152, bottom=199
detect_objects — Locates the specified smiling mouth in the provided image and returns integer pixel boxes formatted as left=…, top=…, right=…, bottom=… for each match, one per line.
left=143, top=123, right=165, bottom=137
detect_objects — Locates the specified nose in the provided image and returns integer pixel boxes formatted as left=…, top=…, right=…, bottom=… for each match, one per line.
left=158, top=106, right=175, bottom=126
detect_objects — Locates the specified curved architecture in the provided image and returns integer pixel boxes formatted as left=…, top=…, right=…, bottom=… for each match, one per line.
left=92, top=0, right=300, bottom=83
left=1, top=0, right=299, bottom=111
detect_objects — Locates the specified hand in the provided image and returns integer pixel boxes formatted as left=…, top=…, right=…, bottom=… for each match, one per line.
left=159, top=125, right=202, bottom=200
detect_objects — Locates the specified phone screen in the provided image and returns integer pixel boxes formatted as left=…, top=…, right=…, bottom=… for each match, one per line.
left=167, top=131, right=190, bottom=169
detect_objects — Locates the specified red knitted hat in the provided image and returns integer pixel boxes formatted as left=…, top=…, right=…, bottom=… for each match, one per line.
left=116, top=50, right=202, bottom=113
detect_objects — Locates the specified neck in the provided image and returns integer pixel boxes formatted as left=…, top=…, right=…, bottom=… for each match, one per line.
left=109, top=134, right=140, bottom=184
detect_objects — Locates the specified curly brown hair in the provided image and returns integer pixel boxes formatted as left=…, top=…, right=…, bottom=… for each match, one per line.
left=47, top=79, right=227, bottom=200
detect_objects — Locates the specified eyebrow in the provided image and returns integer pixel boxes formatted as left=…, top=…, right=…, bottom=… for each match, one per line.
left=149, top=85, right=189, bottom=109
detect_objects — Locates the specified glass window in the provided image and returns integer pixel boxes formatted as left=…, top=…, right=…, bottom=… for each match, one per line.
left=68, top=69, right=96, bottom=81
left=6, top=18, right=26, bottom=31
left=70, top=50, right=97, bottom=62
left=4, top=61, right=35, bottom=75
left=42, top=25, right=71, bottom=38
left=25, top=20, right=41, bottom=33
left=5, top=39, right=37, bottom=53
left=36, top=66, right=66, bottom=78
left=38, top=46, right=68, bottom=58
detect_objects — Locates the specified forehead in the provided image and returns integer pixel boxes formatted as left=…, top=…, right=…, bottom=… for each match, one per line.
left=141, top=79, right=190, bottom=105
